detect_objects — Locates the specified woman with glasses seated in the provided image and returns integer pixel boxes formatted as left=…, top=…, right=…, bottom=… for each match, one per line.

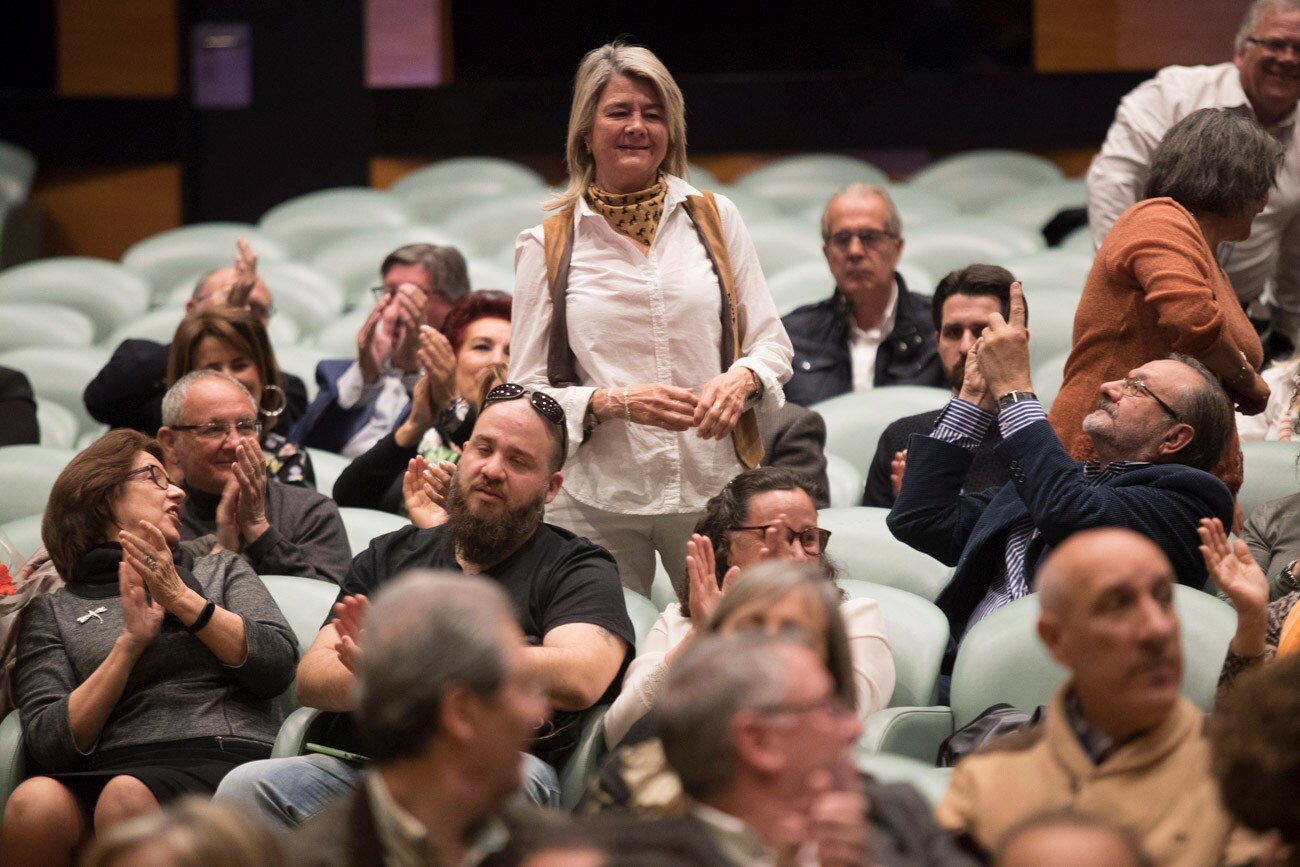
left=167, top=307, right=311, bottom=487
left=1049, top=108, right=1281, bottom=498
left=509, top=42, right=792, bottom=599
left=0, top=429, right=297, bottom=867
left=601, top=467, right=893, bottom=748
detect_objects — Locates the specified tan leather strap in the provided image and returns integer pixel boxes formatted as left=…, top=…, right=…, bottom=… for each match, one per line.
left=542, top=209, right=578, bottom=387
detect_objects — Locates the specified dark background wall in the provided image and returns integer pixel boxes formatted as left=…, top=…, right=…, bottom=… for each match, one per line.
left=0, top=0, right=1251, bottom=258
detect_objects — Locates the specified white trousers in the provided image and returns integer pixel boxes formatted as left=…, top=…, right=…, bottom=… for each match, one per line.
left=545, top=488, right=700, bottom=599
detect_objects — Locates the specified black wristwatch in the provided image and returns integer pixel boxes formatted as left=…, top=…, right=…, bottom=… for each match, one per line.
left=996, top=391, right=1038, bottom=412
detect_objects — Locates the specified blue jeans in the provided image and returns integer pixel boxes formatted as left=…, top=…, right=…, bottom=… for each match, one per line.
left=215, top=752, right=561, bottom=829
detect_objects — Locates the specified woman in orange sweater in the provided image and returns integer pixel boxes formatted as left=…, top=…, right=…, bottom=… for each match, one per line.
left=1050, top=108, right=1283, bottom=494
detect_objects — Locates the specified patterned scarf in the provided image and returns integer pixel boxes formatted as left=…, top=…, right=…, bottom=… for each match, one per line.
left=586, top=173, right=667, bottom=246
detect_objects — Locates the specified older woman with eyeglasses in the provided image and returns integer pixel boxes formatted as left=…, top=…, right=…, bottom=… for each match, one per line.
left=601, top=466, right=893, bottom=747
left=0, top=429, right=297, bottom=867
left=1050, top=108, right=1283, bottom=498
left=509, top=41, right=793, bottom=598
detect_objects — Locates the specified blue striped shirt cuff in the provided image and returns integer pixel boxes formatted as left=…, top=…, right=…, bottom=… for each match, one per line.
left=998, top=399, right=1047, bottom=438
left=931, top=398, right=994, bottom=450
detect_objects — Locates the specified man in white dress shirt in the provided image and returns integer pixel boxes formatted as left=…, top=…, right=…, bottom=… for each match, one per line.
left=1087, top=0, right=1300, bottom=354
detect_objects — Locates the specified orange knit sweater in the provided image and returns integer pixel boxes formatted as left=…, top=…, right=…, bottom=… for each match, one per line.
left=1048, top=198, right=1265, bottom=493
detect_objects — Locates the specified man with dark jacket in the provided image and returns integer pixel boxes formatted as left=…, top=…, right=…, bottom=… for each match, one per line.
left=782, top=184, right=944, bottom=407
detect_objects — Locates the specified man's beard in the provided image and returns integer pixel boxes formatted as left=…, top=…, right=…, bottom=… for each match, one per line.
left=444, top=473, right=547, bottom=566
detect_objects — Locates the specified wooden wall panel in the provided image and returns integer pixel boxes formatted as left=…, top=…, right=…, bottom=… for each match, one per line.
left=1037, top=0, right=1249, bottom=72
left=32, top=164, right=182, bottom=259
left=58, top=0, right=177, bottom=96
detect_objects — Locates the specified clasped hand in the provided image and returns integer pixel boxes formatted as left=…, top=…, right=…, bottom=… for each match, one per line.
left=610, top=368, right=755, bottom=439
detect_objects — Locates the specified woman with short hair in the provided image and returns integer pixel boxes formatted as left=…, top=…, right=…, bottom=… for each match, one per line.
left=0, top=429, right=297, bottom=867
left=1050, top=108, right=1282, bottom=493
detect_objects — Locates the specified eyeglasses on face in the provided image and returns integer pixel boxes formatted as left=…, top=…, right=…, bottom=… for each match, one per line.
left=731, top=523, right=831, bottom=554
left=827, top=228, right=897, bottom=251
left=126, top=464, right=174, bottom=491
left=1120, top=376, right=1181, bottom=422
left=370, top=283, right=447, bottom=305
left=482, top=383, right=569, bottom=460
left=170, top=419, right=263, bottom=440
left=1245, top=37, right=1300, bottom=58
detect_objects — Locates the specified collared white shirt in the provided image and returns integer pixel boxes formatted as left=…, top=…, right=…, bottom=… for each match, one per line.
left=1087, top=63, right=1300, bottom=336
left=335, top=360, right=420, bottom=459
left=511, top=174, right=793, bottom=515
left=848, top=278, right=899, bottom=393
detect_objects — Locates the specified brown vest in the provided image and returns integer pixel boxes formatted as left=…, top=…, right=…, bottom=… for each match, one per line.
left=541, top=190, right=763, bottom=468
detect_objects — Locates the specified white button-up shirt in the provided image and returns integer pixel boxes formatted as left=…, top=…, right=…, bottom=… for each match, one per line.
left=1087, top=63, right=1300, bottom=336
left=511, top=174, right=793, bottom=515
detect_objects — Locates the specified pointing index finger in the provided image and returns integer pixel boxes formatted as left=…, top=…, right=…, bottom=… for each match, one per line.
left=1009, top=281, right=1026, bottom=328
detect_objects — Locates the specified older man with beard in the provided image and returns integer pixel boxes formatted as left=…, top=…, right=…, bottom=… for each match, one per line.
left=215, top=384, right=634, bottom=829
left=887, top=285, right=1236, bottom=653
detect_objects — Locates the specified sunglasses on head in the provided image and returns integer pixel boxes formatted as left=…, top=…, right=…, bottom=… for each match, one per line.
left=482, top=383, right=568, bottom=464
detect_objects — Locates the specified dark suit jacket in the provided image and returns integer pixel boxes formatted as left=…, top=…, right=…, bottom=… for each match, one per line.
left=781, top=273, right=945, bottom=407
left=887, top=420, right=1235, bottom=640
left=289, top=359, right=414, bottom=454
left=0, top=366, right=38, bottom=446
left=862, top=409, right=1008, bottom=508
left=83, top=338, right=308, bottom=434
left=758, top=402, right=830, bottom=508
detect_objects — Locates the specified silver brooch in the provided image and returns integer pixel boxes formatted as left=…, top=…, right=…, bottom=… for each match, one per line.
left=76, top=607, right=108, bottom=625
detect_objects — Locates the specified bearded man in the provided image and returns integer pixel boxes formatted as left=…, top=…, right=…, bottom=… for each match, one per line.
left=215, top=384, right=633, bottom=828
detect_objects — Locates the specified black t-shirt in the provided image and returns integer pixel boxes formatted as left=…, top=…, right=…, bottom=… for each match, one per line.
left=323, top=521, right=635, bottom=767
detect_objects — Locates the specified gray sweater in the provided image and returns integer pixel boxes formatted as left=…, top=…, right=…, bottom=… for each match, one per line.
left=180, top=481, right=352, bottom=585
left=15, top=550, right=298, bottom=772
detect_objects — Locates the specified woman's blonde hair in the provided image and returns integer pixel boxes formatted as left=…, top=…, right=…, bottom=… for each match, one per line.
left=544, top=41, right=688, bottom=213
left=79, top=797, right=285, bottom=867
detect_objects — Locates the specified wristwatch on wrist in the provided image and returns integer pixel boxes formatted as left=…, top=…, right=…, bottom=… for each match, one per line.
left=996, top=391, right=1038, bottom=411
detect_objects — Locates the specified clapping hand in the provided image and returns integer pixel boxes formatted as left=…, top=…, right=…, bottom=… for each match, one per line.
left=120, top=521, right=187, bottom=614
left=1198, top=517, right=1270, bottom=659
left=227, top=238, right=258, bottom=307
left=403, top=456, right=452, bottom=529
left=685, top=533, right=740, bottom=623
left=117, top=551, right=164, bottom=650
left=333, top=594, right=369, bottom=674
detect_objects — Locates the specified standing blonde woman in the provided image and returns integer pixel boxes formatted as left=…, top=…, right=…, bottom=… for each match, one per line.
left=510, top=42, right=793, bottom=596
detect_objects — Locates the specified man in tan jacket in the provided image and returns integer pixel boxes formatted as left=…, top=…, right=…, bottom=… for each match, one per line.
left=936, top=527, right=1255, bottom=866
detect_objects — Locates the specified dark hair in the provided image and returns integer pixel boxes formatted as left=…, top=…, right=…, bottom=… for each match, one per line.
left=1165, top=353, right=1234, bottom=473
left=440, top=290, right=512, bottom=354
left=1212, top=655, right=1300, bottom=847
left=682, top=467, right=833, bottom=618
left=381, top=243, right=470, bottom=302
left=929, top=263, right=1022, bottom=333
left=1143, top=108, right=1284, bottom=219
left=166, top=307, right=285, bottom=433
left=43, top=429, right=163, bottom=578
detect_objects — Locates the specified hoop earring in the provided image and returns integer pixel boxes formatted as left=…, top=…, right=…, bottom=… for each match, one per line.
left=260, top=383, right=287, bottom=418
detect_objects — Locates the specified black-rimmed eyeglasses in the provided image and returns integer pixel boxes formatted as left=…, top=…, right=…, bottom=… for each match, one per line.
left=731, top=524, right=831, bottom=554
left=126, top=464, right=174, bottom=491
left=482, top=383, right=569, bottom=462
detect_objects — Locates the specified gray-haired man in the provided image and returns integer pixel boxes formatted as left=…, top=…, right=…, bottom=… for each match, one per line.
left=157, top=370, right=351, bottom=584
left=283, top=571, right=548, bottom=867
